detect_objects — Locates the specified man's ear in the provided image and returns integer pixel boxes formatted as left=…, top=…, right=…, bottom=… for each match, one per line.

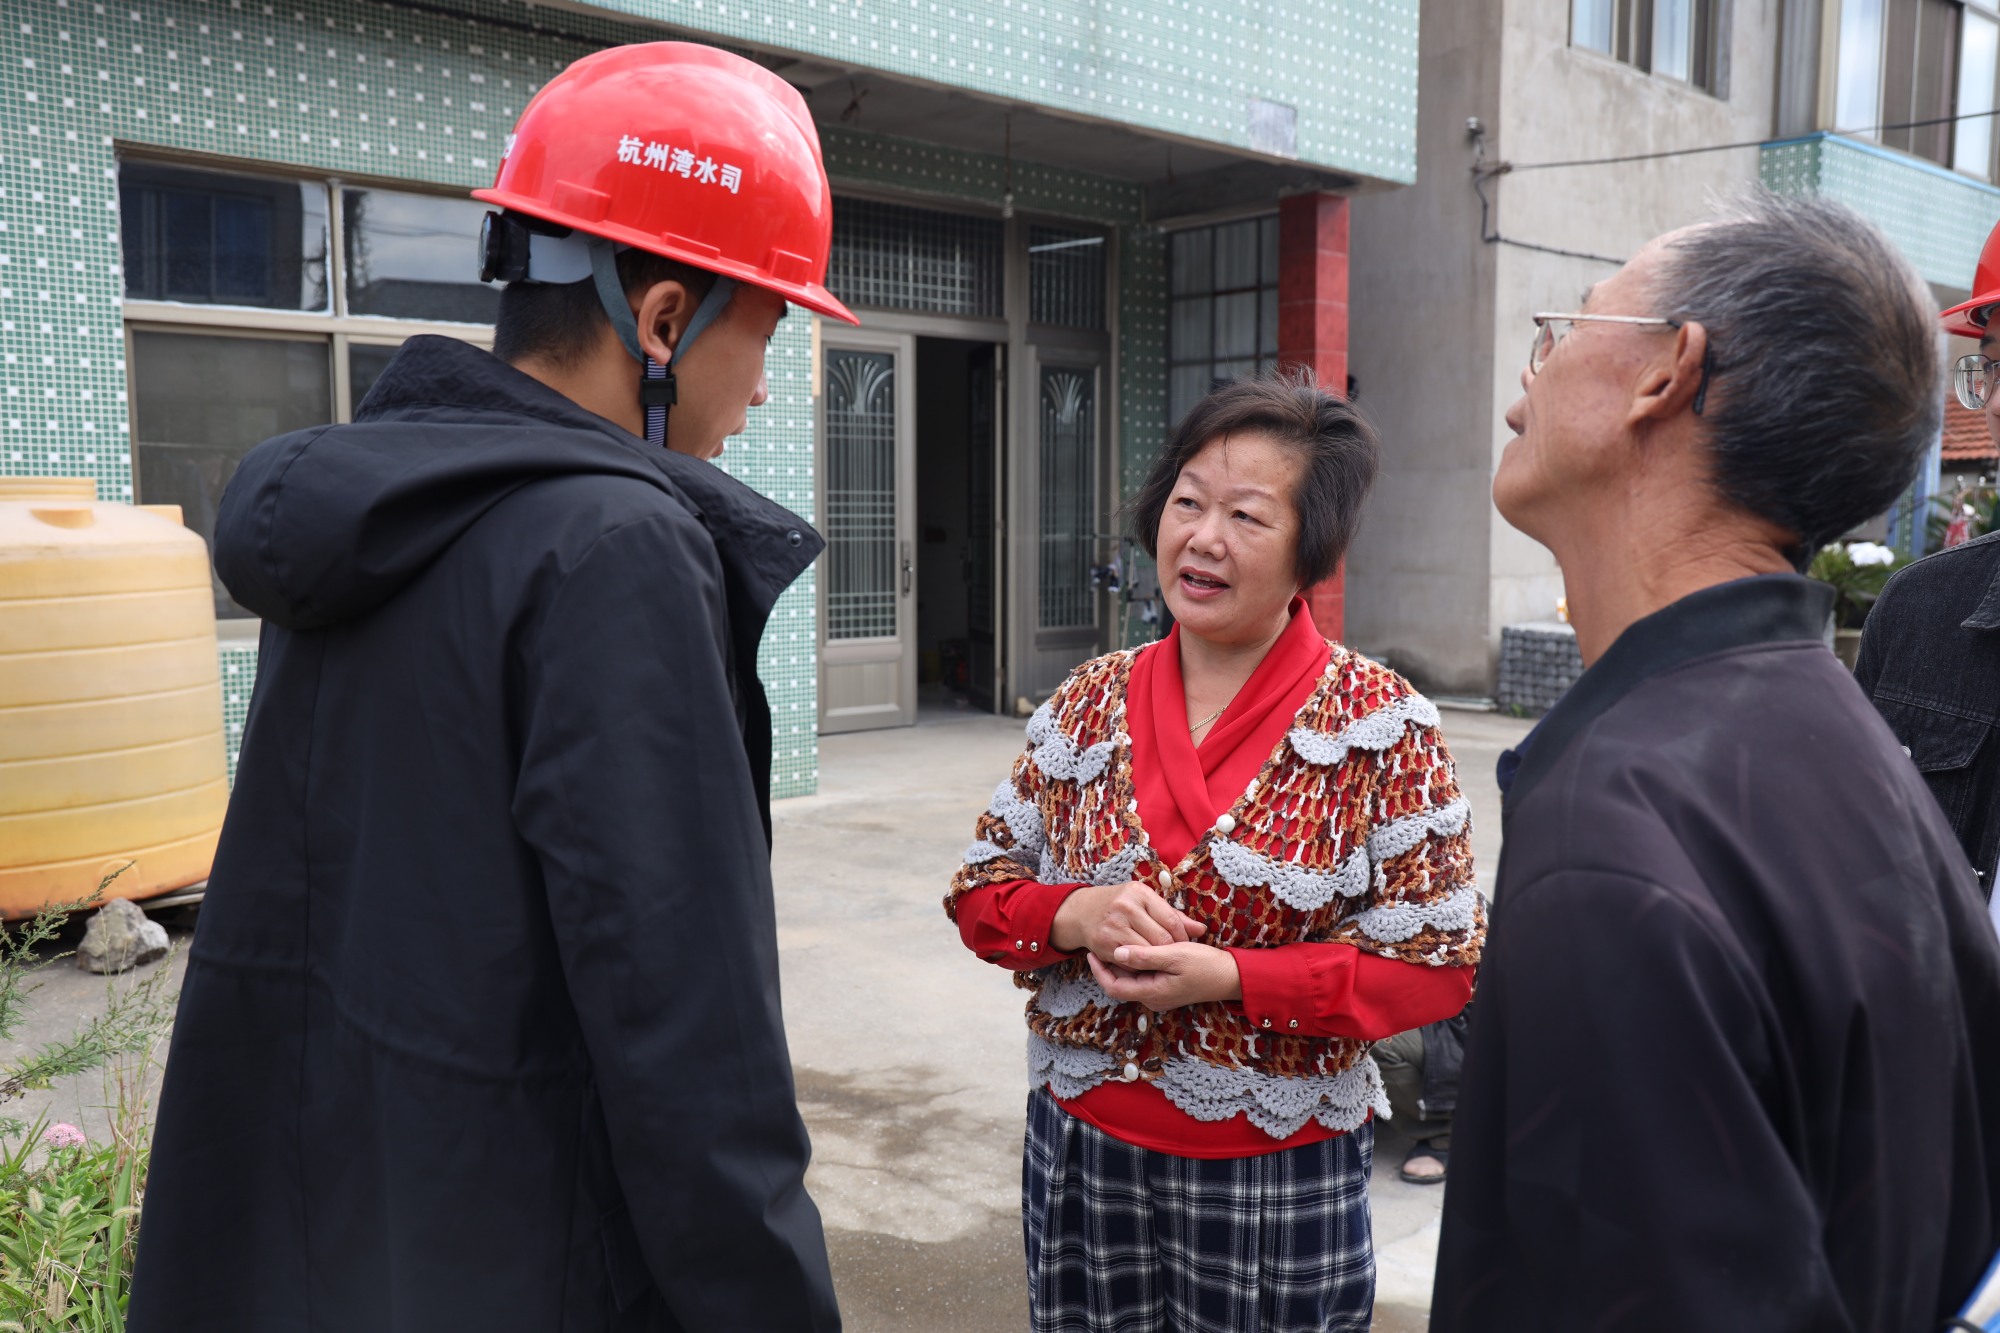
left=633, top=279, right=692, bottom=367
left=1629, top=320, right=1708, bottom=427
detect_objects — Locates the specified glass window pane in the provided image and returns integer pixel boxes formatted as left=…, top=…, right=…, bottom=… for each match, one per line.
left=1038, top=366, right=1097, bottom=631
left=1169, top=365, right=1213, bottom=427
left=1216, top=291, right=1259, bottom=359
left=131, top=332, right=332, bottom=619
left=1170, top=296, right=1214, bottom=363
left=1214, top=358, right=1258, bottom=384
left=1215, top=220, right=1260, bottom=290
left=1260, top=289, right=1280, bottom=356
left=1836, top=0, right=1886, bottom=135
left=1028, top=225, right=1107, bottom=328
left=1958, top=11, right=1999, bottom=177
left=1171, top=228, right=1212, bottom=296
left=828, top=198, right=1004, bottom=318
left=1653, top=0, right=1693, bottom=80
left=1572, top=0, right=1614, bottom=52
left=343, top=189, right=500, bottom=324
left=348, top=342, right=403, bottom=412
left=1260, top=215, right=1280, bottom=287
left=823, top=348, right=900, bottom=640
left=118, top=161, right=328, bottom=310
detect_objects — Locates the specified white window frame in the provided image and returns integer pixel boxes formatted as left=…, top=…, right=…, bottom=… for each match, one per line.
left=120, top=154, right=495, bottom=636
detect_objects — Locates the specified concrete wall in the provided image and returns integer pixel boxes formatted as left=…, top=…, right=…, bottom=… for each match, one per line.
left=1345, top=0, right=1503, bottom=694
left=1351, top=0, right=1782, bottom=694
left=1488, top=0, right=1781, bottom=650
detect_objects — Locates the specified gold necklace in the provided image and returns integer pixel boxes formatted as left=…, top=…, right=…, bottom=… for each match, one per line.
left=1189, top=704, right=1226, bottom=735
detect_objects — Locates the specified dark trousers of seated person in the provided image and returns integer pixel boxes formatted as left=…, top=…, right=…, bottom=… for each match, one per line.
left=1378, top=1028, right=1449, bottom=1151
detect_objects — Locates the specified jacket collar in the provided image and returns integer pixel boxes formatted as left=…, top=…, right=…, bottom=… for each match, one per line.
left=1961, top=532, right=2000, bottom=631
left=364, top=336, right=822, bottom=626
left=1502, top=573, right=1834, bottom=819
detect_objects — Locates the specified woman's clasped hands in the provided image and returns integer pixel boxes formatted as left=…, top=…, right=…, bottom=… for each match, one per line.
left=1049, top=880, right=1243, bottom=1012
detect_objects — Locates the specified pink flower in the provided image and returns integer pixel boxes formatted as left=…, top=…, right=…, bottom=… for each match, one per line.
left=41, top=1123, right=86, bottom=1151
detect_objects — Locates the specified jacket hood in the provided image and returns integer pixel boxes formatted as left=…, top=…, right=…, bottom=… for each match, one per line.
left=213, top=336, right=822, bottom=631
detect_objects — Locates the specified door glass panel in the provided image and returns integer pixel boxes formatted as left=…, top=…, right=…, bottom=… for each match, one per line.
left=828, top=199, right=1004, bottom=317
left=342, top=188, right=500, bottom=324
left=1028, top=226, right=1107, bottom=329
left=1038, top=366, right=1097, bottom=631
left=131, top=331, right=332, bottom=619
left=119, top=161, right=329, bottom=311
left=825, top=348, right=900, bottom=640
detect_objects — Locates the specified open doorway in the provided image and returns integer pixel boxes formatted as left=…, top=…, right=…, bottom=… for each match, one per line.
left=914, top=336, right=1003, bottom=715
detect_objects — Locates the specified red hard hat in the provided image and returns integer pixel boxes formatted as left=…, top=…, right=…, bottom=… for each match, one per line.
left=474, top=42, right=858, bottom=325
left=1940, top=217, right=2000, bottom=338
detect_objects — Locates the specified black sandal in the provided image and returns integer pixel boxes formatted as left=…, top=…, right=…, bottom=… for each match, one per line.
left=1399, top=1140, right=1449, bottom=1185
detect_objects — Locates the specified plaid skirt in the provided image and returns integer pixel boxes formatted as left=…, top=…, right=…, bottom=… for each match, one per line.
left=1021, top=1088, right=1375, bottom=1333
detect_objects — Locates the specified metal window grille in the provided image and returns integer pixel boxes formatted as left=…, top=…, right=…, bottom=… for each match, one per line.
left=1038, top=366, right=1098, bottom=630
left=828, top=198, right=1004, bottom=318
left=824, top=348, right=901, bottom=640
left=1166, top=215, right=1280, bottom=425
left=1029, top=225, right=1107, bottom=329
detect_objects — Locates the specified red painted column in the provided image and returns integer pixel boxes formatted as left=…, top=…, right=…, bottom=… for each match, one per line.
left=1277, top=191, right=1352, bottom=642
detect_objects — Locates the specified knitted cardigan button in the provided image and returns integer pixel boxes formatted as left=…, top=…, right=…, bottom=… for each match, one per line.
left=1215, top=813, right=1237, bottom=835
left=1136, top=1014, right=1149, bottom=1033
left=1157, top=869, right=1174, bottom=890
left=1120, top=1062, right=1140, bottom=1082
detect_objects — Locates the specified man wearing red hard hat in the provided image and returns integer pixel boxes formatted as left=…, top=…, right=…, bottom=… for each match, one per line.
left=1855, top=220, right=2000, bottom=939
left=131, top=44, right=849, bottom=1330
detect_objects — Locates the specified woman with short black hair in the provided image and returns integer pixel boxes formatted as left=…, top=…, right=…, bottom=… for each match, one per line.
left=946, top=370, right=1486, bottom=1331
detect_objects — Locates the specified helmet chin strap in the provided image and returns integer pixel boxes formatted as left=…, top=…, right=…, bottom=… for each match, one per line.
left=587, top=237, right=738, bottom=449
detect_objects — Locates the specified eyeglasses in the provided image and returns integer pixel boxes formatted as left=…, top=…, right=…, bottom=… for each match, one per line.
left=1528, top=311, right=1715, bottom=414
left=1955, top=353, right=1999, bottom=410
left=1529, top=312, right=1682, bottom=375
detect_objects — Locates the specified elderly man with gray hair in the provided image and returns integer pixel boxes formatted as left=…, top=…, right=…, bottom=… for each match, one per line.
left=1432, top=194, right=2000, bottom=1332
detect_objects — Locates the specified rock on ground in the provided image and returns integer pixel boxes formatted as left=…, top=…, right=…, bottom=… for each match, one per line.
left=75, top=898, right=169, bottom=975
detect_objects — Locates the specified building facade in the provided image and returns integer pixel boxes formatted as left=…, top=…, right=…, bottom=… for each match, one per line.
left=1349, top=0, right=2000, bottom=695
left=1, top=0, right=1420, bottom=795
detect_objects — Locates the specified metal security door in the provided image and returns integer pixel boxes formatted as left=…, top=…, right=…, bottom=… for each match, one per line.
left=818, top=330, right=917, bottom=733
left=1007, top=346, right=1107, bottom=704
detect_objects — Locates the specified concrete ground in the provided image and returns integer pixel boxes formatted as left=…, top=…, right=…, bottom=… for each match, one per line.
left=1, top=700, right=1529, bottom=1332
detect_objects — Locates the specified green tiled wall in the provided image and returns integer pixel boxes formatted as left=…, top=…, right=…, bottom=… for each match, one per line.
left=1763, top=133, right=2000, bottom=289
left=822, top=126, right=1141, bottom=225
left=3, top=0, right=1173, bottom=794
left=712, top=312, right=820, bottom=798
left=1116, top=223, right=1167, bottom=648
left=518, top=0, right=1420, bottom=183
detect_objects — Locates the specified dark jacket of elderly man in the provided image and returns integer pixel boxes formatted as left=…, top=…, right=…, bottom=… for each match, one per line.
left=1433, top=195, right=2000, bottom=1333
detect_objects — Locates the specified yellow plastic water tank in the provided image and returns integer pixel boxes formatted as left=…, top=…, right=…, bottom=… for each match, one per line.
left=0, top=477, right=227, bottom=918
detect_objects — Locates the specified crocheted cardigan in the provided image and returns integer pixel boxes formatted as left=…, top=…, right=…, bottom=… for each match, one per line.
left=945, top=643, right=1486, bottom=1139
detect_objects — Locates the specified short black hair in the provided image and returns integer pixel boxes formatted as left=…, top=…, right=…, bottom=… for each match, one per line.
left=491, top=243, right=717, bottom=370
left=1654, top=192, right=1942, bottom=569
left=1130, top=369, right=1380, bottom=587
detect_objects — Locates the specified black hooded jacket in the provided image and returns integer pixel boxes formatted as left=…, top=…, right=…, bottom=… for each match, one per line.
left=127, top=336, right=840, bottom=1332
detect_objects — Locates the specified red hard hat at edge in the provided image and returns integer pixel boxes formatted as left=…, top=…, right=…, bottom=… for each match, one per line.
left=1940, top=216, right=2000, bottom=338
left=474, top=41, right=859, bottom=325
